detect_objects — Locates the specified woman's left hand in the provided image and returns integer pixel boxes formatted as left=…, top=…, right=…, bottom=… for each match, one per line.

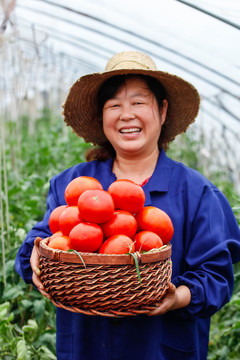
left=30, top=237, right=51, bottom=300
left=147, top=283, right=191, bottom=316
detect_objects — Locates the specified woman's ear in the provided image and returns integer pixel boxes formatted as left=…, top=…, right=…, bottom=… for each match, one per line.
left=160, top=100, right=168, bottom=126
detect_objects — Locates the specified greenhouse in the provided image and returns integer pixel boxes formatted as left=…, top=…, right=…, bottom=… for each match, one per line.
left=1, top=1, right=240, bottom=359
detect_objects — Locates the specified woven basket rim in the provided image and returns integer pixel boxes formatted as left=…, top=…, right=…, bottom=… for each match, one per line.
left=39, top=237, right=172, bottom=265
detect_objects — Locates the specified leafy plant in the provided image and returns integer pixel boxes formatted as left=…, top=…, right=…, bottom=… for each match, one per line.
left=0, top=301, right=56, bottom=359
left=1, top=109, right=90, bottom=358
left=208, top=264, right=240, bottom=360
left=1, top=110, right=239, bottom=358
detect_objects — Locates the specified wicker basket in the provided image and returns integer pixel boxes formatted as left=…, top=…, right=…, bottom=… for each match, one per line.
left=39, top=237, right=172, bottom=317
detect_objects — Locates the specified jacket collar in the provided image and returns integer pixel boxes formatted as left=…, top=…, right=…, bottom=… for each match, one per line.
left=101, top=148, right=173, bottom=194
left=145, top=149, right=173, bottom=192
left=142, top=149, right=173, bottom=205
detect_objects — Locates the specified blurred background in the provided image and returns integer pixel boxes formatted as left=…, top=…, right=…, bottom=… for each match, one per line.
left=1, top=0, right=240, bottom=190
left=0, top=1, right=240, bottom=359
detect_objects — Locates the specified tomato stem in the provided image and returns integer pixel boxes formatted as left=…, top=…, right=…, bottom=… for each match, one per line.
left=143, top=245, right=168, bottom=253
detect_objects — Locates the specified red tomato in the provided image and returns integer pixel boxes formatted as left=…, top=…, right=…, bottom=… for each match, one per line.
left=50, top=231, right=63, bottom=239
left=49, top=205, right=68, bottom=233
left=107, top=179, right=145, bottom=214
left=134, top=231, right=163, bottom=252
left=59, top=206, right=82, bottom=235
left=78, top=189, right=115, bottom=224
left=135, top=206, right=174, bottom=244
left=65, top=176, right=103, bottom=206
left=48, top=235, right=70, bottom=251
left=99, top=234, right=135, bottom=254
left=69, top=222, right=103, bottom=252
left=101, top=210, right=137, bottom=239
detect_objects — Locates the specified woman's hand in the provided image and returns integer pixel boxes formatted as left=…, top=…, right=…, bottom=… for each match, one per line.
left=30, top=237, right=51, bottom=300
left=147, top=283, right=191, bottom=316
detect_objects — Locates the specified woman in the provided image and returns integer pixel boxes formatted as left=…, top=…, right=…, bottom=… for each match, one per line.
left=15, top=51, right=240, bottom=360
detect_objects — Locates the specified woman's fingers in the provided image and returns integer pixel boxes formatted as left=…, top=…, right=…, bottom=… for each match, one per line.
left=32, top=262, right=51, bottom=299
left=32, top=271, right=43, bottom=290
left=148, top=284, right=191, bottom=316
left=34, top=236, right=42, bottom=247
left=30, top=246, right=40, bottom=272
left=30, top=238, right=51, bottom=300
left=32, top=272, right=51, bottom=299
left=30, top=237, right=41, bottom=268
left=167, top=282, right=176, bottom=293
left=147, top=283, right=177, bottom=316
left=33, top=266, right=41, bottom=277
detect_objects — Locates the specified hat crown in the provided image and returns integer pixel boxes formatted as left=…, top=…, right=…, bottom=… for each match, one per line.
left=105, top=51, right=157, bottom=72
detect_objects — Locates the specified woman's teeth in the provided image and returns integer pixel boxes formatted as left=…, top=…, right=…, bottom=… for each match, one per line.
left=120, top=128, right=141, bottom=133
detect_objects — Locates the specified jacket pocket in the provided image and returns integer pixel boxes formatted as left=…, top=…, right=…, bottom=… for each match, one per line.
left=158, top=342, right=199, bottom=360
left=157, top=314, right=200, bottom=359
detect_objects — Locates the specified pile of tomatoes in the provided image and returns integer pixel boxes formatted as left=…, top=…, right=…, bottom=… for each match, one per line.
left=47, top=176, right=174, bottom=254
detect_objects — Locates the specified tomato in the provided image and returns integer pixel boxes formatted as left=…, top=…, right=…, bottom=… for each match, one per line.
left=48, top=235, right=70, bottom=251
left=99, top=234, right=135, bottom=254
left=65, top=176, right=103, bottom=206
left=107, top=179, right=145, bottom=214
left=134, top=230, right=163, bottom=252
left=49, top=205, right=68, bottom=233
left=69, top=222, right=103, bottom=252
left=59, top=206, right=82, bottom=235
left=135, top=206, right=174, bottom=244
left=78, top=189, right=115, bottom=224
left=101, top=210, right=137, bottom=239
left=50, top=231, right=63, bottom=239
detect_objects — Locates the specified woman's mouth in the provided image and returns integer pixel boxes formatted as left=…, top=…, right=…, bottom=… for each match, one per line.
left=119, top=127, right=142, bottom=134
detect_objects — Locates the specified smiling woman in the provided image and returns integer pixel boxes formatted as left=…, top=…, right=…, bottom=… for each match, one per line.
left=84, top=74, right=169, bottom=183
left=102, top=76, right=167, bottom=178
left=98, top=75, right=167, bottom=150
left=15, top=50, right=240, bottom=360
left=94, top=74, right=168, bottom=183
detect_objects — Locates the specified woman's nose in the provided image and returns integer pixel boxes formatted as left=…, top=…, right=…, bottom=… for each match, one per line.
left=119, top=104, right=135, bottom=120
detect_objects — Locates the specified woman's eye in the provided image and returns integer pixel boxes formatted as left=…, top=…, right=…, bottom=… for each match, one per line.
left=104, top=102, right=119, bottom=109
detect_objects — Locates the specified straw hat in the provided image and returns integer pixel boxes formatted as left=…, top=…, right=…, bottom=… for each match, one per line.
left=62, top=51, right=200, bottom=146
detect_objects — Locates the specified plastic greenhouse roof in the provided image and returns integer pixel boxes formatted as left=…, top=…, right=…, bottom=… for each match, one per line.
left=10, top=0, right=239, bottom=135
left=1, top=0, right=240, bottom=190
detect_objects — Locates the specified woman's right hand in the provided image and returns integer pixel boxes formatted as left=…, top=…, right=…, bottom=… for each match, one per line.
left=30, top=237, right=51, bottom=300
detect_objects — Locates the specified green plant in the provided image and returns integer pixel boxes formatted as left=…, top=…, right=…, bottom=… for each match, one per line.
left=1, top=110, right=239, bottom=359
left=1, top=109, right=91, bottom=357
left=0, top=301, right=56, bottom=359
left=208, top=264, right=240, bottom=360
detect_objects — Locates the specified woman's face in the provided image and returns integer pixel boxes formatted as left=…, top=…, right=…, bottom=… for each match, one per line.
left=102, top=76, right=168, bottom=158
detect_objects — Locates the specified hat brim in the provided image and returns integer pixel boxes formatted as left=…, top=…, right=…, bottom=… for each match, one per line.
left=63, top=68, right=200, bottom=146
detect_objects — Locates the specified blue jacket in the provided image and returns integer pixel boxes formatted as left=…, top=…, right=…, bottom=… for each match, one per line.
left=15, top=150, right=240, bottom=360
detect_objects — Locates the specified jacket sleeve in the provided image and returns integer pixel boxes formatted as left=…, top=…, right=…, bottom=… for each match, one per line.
left=15, top=176, right=63, bottom=284
left=172, top=187, right=240, bottom=319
